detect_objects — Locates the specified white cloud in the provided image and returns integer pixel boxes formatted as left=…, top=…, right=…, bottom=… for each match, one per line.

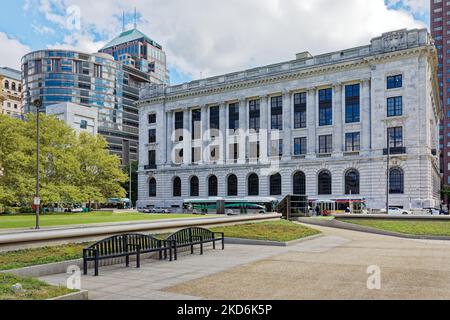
left=0, top=32, right=31, bottom=70
left=31, top=24, right=55, bottom=35
left=34, top=0, right=427, bottom=80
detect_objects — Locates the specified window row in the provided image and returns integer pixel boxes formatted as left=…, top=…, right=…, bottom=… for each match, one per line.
left=148, top=167, right=404, bottom=198
left=3, top=80, right=21, bottom=92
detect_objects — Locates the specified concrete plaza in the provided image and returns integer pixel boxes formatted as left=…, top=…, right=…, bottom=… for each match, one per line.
left=40, top=224, right=450, bottom=300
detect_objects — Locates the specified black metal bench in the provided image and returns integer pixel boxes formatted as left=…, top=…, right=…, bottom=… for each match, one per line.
left=83, top=234, right=173, bottom=276
left=166, top=227, right=225, bottom=260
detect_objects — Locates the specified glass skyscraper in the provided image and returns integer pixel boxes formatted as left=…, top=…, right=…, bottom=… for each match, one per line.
left=22, top=28, right=169, bottom=164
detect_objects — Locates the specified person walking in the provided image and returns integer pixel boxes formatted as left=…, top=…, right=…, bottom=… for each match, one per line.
left=315, top=205, right=321, bottom=216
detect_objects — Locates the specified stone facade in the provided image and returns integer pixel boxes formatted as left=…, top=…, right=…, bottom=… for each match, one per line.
left=136, top=29, right=442, bottom=210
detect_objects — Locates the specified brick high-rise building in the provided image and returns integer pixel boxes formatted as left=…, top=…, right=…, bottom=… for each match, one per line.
left=431, top=0, right=449, bottom=185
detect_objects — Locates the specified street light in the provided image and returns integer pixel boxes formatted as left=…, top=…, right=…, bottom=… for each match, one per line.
left=33, top=99, right=42, bottom=230
left=386, top=130, right=390, bottom=215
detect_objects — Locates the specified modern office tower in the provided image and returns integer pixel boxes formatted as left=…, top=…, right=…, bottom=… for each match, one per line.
left=431, top=0, right=449, bottom=185
left=99, top=28, right=169, bottom=85
left=0, top=67, right=23, bottom=118
left=137, top=29, right=442, bottom=211
left=21, top=50, right=135, bottom=162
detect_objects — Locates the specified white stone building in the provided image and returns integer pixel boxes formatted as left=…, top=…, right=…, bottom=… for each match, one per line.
left=0, top=67, right=22, bottom=118
left=46, top=102, right=98, bottom=136
left=136, top=29, right=442, bottom=211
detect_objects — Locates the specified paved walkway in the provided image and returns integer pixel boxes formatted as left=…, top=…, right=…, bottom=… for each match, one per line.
left=40, top=224, right=450, bottom=300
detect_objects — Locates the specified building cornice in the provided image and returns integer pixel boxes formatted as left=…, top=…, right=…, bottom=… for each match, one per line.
left=136, top=45, right=434, bottom=107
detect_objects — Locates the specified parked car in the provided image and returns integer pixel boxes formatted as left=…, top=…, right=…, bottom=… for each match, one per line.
left=423, top=208, right=441, bottom=215
left=71, top=207, right=84, bottom=213
left=380, top=207, right=412, bottom=215
left=152, top=207, right=172, bottom=214
left=440, top=209, right=449, bottom=215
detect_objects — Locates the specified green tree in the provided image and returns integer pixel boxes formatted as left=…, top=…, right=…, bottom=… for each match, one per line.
left=0, top=114, right=128, bottom=209
left=441, top=185, right=450, bottom=207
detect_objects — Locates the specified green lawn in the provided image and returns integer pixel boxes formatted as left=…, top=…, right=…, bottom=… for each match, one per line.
left=0, top=273, right=74, bottom=300
left=0, top=212, right=205, bottom=230
left=211, top=220, right=321, bottom=242
left=0, top=243, right=88, bottom=271
left=339, top=219, right=450, bottom=236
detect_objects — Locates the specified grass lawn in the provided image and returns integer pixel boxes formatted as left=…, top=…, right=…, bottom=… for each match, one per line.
left=210, top=220, right=321, bottom=242
left=0, top=243, right=88, bottom=271
left=339, top=219, right=450, bottom=236
left=0, top=212, right=205, bottom=230
left=0, top=273, right=74, bottom=300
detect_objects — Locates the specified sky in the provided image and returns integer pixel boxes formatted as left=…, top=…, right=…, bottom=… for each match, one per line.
left=0, top=0, right=430, bottom=85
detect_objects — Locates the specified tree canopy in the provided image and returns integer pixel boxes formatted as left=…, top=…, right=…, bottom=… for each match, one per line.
left=0, top=114, right=128, bottom=207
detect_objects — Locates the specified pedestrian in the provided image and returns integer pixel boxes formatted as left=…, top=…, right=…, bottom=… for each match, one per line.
left=315, top=205, right=321, bottom=216
left=345, top=207, right=351, bottom=214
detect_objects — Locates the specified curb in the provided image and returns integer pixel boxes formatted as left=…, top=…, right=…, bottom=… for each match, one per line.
left=296, top=218, right=450, bottom=241
left=0, top=214, right=282, bottom=247
left=0, top=259, right=83, bottom=278
left=48, top=290, right=89, bottom=301
left=225, top=233, right=323, bottom=247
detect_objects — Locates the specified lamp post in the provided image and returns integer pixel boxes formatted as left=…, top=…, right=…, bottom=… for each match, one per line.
left=386, top=130, right=390, bottom=215
left=33, top=99, right=42, bottom=230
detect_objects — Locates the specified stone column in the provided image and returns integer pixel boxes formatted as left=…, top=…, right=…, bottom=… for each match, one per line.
left=361, top=79, right=371, bottom=154
left=219, top=102, right=227, bottom=164
left=183, top=108, right=192, bottom=166
left=333, top=83, right=343, bottom=155
left=201, top=105, right=208, bottom=164
left=282, top=90, right=292, bottom=161
left=238, top=98, right=247, bottom=164
left=307, top=87, right=317, bottom=158
left=259, top=95, right=269, bottom=164
left=166, top=111, right=173, bottom=165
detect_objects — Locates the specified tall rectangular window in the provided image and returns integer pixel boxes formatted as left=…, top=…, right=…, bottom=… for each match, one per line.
left=230, top=143, right=239, bottom=162
left=345, top=132, right=360, bottom=152
left=74, top=61, right=83, bottom=74
left=210, top=106, right=220, bottom=138
left=319, top=135, right=333, bottom=154
left=148, top=150, right=156, bottom=165
left=50, top=59, right=60, bottom=72
left=249, top=99, right=260, bottom=133
left=94, top=64, right=102, bottom=78
left=149, top=129, right=156, bottom=143
left=271, top=96, right=283, bottom=130
left=388, top=127, right=403, bottom=148
left=294, top=137, right=307, bottom=156
left=191, top=109, right=202, bottom=140
left=229, top=103, right=240, bottom=132
left=174, top=111, right=184, bottom=130
left=34, top=60, right=42, bottom=74
left=294, top=92, right=307, bottom=129
left=319, top=88, right=333, bottom=126
left=387, top=75, right=403, bottom=89
left=345, top=84, right=360, bottom=123
left=387, top=96, right=403, bottom=117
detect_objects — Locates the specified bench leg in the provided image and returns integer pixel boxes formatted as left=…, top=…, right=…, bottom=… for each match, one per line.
left=200, top=243, right=204, bottom=255
left=174, top=245, right=178, bottom=261
left=136, top=252, right=141, bottom=269
left=126, top=255, right=130, bottom=267
left=213, top=239, right=216, bottom=250
left=94, top=258, right=99, bottom=277
left=191, top=244, right=194, bottom=255
left=83, top=258, right=87, bottom=275
left=169, top=246, right=173, bottom=262
left=164, top=248, right=167, bottom=260
left=222, top=238, right=225, bottom=250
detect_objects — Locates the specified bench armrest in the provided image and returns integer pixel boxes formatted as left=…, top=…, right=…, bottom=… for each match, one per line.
left=213, top=232, right=225, bottom=238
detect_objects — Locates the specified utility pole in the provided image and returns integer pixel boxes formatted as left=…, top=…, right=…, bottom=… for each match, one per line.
left=386, top=130, right=390, bottom=215
left=33, top=99, right=42, bottom=230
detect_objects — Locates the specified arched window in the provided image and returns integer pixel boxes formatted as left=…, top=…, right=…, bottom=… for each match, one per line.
left=318, top=170, right=332, bottom=195
left=173, top=177, right=182, bottom=197
left=270, top=173, right=282, bottom=196
left=190, top=176, right=199, bottom=197
left=4, top=80, right=9, bottom=90
left=248, top=173, right=259, bottom=196
left=227, top=175, right=238, bottom=196
left=389, top=168, right=404, bottom=194
left=18, top=84, right=22, bottom=92
left=345, top=169, right=360, bottom=195
left=208, top=175, right=218, bottom=197
left=11, top=82, right=16, bottom=91
left=149, top=178, right=157, bottom=198
left=293, top=171, right=306, bottom=195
